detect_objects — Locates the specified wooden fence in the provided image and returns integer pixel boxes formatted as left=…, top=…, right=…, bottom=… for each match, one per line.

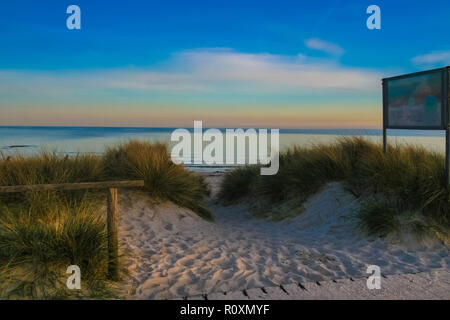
left=0, top=180, right=145, bottom=280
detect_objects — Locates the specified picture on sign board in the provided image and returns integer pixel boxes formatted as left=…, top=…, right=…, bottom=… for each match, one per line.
left=387, top=70, right=443, bottom=128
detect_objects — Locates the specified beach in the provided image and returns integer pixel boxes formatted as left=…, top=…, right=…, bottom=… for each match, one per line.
left=3, top=1, right=450, bottom=309
left=0, top=137, right=448, bottom=300
left=119, top=172, right=449, bottom=299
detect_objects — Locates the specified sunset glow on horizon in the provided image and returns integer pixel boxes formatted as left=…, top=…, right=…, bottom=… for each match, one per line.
left=1, top=1, right=449, bottom=128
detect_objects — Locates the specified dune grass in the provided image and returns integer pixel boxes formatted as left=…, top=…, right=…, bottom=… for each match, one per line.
left=104, top=141, right=211, bottom=220
left=0, top=152, right=109, bottom=299
left=0, top=200, right=111, bottom=299
left=0, top=152, right=104, bottom=211
left=0, top=141, right=210, bottom=299
left=218, top=137, right=450, bottom=242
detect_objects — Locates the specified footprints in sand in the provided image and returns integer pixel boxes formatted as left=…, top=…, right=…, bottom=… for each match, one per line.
left=118, top=180, right=450, bottom=300
left=120, top=198, right=345, bottom=299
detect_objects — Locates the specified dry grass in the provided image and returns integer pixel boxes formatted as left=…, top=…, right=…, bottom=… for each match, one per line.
left=0, top=141, right=211, bottom=299
left=104, top=141, right=211, bottom=220
left=218, top=137, right=450, bottom=242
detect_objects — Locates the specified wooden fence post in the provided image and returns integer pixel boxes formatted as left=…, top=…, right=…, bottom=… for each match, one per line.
left=107, top=187, right=119, bottom=280
left=0, top=179, right=144, bottom=281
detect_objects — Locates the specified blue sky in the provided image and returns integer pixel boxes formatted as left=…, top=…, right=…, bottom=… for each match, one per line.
left=1, top=0, right=450, bottom=128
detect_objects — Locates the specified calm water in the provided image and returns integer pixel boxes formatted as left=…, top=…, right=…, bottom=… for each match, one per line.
left=0, top=126, right=446, bottom=172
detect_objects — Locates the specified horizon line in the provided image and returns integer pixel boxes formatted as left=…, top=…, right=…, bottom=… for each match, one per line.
left=0, top=125, right=383, bottom=130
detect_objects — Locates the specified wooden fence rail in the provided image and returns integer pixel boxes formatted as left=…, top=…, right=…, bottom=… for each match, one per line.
left=0, top=180, right=144, bottom=193
left=0, top=180, right=145, bottom=280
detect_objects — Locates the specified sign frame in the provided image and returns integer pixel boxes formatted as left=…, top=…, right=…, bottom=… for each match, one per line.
left=383, top=67, right=448, bottom=130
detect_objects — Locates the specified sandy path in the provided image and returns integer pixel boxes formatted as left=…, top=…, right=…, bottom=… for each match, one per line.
left=118, top=174, right=449, bottom=299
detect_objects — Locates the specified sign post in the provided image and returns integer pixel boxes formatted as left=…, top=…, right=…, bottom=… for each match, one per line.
left=382, top=79, right=387, bottom=153
left=446, top=125, right=450, bottom=186
left=382, top=66, right=450, bottom=186
left=444, top=67, right=450, bottom=186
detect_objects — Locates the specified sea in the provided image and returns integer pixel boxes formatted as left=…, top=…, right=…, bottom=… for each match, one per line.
left=0, top=126, right=446, bottom=172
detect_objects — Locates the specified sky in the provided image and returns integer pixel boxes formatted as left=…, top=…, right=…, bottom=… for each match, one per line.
left=1, top=0, right=450, bottom=128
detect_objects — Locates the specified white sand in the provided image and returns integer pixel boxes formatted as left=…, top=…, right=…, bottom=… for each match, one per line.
left=118, top=174, right=449, bottom=299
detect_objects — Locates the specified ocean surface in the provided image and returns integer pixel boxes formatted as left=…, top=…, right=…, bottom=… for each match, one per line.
left=0, top=126, right=446, bottom=172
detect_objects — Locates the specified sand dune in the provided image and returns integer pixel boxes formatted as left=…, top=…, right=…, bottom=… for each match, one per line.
left=118, top=174, right=449, bottom=299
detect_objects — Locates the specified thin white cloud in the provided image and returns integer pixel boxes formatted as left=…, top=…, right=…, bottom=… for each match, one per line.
left=304, top=38, right=344, bottom=56
left=411, top=50, right=450, bottom=66
left=0, top=48, right=381, bottom=99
